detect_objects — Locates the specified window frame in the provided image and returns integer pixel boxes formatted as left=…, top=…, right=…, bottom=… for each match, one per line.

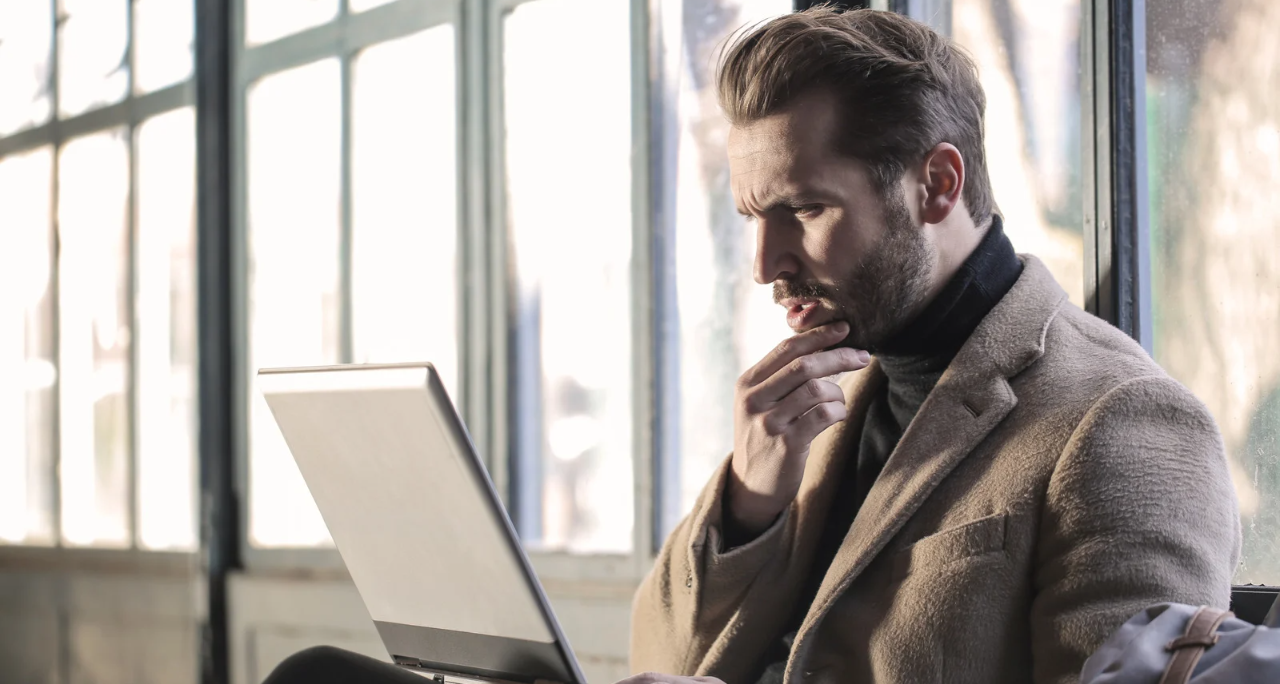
left=0, top=0, right=198, bottom=559
left=229, top=0, right=469, bottom=574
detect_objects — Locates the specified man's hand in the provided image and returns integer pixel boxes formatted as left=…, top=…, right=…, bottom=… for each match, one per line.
left=616, top=673, right=726, bottom=684
left=728, top=322, right=870, bottom=535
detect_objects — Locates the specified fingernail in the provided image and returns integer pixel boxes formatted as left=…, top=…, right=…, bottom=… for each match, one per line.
left=857, top=350, right=870, bottom=363
left=834, top=321, right=849, bottom=333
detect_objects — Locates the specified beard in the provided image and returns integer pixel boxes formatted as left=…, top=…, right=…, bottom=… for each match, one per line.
left=773, top=186, right=934, bottom=352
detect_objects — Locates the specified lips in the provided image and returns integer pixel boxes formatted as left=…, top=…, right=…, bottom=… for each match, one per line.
left=783, top=298, right=832, bottom=331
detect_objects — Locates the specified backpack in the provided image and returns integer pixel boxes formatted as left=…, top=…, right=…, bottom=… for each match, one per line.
left=1080, top=601, right=1280, bottom=683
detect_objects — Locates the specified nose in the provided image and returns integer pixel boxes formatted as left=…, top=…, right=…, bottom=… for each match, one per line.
left=753, top=217, right=802, bottom=285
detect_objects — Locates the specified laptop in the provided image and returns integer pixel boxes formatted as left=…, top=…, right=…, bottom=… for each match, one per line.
left=257, top=362, right=588, bottom=684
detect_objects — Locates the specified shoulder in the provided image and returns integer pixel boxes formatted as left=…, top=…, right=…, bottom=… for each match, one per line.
left=1019, top=302, right=1209, bottom=420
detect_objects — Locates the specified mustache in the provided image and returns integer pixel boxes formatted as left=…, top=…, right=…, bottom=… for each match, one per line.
left=773, top=279, right=839, bottom=304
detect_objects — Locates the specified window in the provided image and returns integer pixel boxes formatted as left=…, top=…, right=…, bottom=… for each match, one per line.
left=503, top=0, right=635, bottom=554
left=0, top=147, right=56, bottom=545
left=0, top=2, right=53, bottom=135
left=240, top=5, right=461, bottom=551
left=923, top=0, right=1086, bottom=306
left=1146, top=0, right=1280, bottom=585
left=0, top=0, right=197, bottom=551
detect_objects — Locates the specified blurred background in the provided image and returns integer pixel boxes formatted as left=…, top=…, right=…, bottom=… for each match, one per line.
left=0, top=0, right=1275, bottom=682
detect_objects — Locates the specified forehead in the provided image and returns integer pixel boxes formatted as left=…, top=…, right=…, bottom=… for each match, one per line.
left=727, top=91, right=851, bottom=198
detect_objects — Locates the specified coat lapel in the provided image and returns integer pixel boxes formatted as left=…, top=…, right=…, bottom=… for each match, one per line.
left=788, top=255, right=1069, bottom=670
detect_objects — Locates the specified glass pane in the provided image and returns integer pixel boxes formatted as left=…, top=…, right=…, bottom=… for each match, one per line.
left=247, top=60, right=341, bottom=548
left=349, top=0, right=397, bottom=12
left=135, top=108, right=198, bottom=551
left=58, top=130, right=132, bottom=548
left=0, top=2, right=53, bottom=136
left=134, top=0, right=194, bottom=93
left=667, top=0, right=797, bottom=531
left=1146, top=0, right=1280, bottom=585
left=245, top=0, right=339, bottom=46
left=948, top=0, right=1085, bottom=306
left=58, top=0, right=129, bottom=118
left=504, top=0, right=633, bottom=553
left=0, top=148, right=57, bottom=546
left=351, top=26, right=459, bottom=396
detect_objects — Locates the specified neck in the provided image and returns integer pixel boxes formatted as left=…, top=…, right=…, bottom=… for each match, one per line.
left=878, top=213, right=1019, bottom=361
left=921, top=209, right=991, bottom=307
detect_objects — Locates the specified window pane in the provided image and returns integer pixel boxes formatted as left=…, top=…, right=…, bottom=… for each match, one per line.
left=1147, top=0, right=1280, bottom=585
left=134, top=0, right=194, bottom=93
left=0, top=2, right=53, bottom=136
left=948, top=0, right=1085, bottom=306
left=247, top=60, right=341, bottom=548
left=351, top=26, right=459, bottom=396
left=245, top=0, right=339, bottom=46
left=504, top=0, right=633, bottom=553
left=666, top=0, right=796, bottom=530
left=58, top=130, right=132, bottom=548
left=0, top=148, right=57, bottom=546
left=58, top=0, right=130, bottom=118
left=135, top=108, right=198, bottom=551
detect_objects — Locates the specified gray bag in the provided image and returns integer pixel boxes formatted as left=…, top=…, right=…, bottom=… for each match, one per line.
left=1080, top=602, right=1280, bottom=683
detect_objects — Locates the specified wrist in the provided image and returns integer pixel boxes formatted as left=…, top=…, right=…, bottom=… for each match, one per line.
left=724, top=472, right=785, bottom=536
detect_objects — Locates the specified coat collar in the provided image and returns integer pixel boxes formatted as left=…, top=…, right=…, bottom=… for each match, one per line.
left=786, top=255, right=1069, bottom=676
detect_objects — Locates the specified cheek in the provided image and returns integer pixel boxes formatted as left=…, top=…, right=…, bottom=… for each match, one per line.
left=806, top=209, right=870, bottom=276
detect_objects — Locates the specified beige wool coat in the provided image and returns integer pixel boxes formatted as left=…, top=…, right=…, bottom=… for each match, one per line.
left=630, top=256, right=1241, bottom=684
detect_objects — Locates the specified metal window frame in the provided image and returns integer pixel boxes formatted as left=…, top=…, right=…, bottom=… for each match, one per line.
left=1084, top=0, right=1152, bottom=349
left=0, top=0, right=197, bottom=558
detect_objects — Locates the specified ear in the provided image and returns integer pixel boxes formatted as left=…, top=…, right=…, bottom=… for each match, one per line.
left=919, top=143, right=965, bottom=224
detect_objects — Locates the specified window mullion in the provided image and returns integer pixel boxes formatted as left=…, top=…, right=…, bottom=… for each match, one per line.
left=1103, top=0, right=1152, bottom=350
left=340, top=49, right=355, bottom=365
left=49, top=0, right=64, bottom=549
left=630, top=0, right=656, bottom=564
left=126, top=0, right=141, bottom=550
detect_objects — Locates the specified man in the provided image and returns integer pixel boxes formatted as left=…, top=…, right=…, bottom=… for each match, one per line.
left=258, top=7, right=1238, bottom=684
left=627, top=7, right=1239, bottom=684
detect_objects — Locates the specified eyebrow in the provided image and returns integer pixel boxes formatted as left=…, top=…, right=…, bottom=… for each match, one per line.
left=736, top=194, right=825, bottom=217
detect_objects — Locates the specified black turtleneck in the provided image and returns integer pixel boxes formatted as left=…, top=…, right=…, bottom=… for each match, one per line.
left=750, top=216, right=1023, bottom=684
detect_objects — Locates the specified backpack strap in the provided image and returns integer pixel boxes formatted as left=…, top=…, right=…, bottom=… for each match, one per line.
left=1157, top=606, right=1233, bottom=684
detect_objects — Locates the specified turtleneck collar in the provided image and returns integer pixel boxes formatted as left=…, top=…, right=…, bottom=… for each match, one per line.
left=872, top=215, right=1023, bottom=430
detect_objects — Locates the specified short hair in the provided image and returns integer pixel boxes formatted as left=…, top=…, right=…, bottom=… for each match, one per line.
left=716, top=5, right=994, bottom=224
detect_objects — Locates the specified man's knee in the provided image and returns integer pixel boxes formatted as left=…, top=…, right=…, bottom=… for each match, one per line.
left=263, top=645, right=355, bottom=683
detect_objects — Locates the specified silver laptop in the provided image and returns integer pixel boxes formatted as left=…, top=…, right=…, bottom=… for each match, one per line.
left=257, top=362, right=587, bottom=684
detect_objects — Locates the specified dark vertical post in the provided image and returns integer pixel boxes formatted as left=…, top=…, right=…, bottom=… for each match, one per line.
left=195, top=0, right=240, bottom=682
left=1107, top=0, right=1152, bottom=350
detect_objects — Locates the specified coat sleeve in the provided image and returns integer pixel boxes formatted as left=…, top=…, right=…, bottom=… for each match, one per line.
left=629, top=456, right=792, bottom=676
left=1030, top=375, right=1242, bottom=684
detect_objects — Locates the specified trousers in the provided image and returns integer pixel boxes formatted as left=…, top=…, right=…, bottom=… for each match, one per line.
left=262, top=646, right=425, bottom=684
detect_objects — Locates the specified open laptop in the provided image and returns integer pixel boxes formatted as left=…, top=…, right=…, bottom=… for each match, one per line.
left=257, top=362, right=588, bottom=684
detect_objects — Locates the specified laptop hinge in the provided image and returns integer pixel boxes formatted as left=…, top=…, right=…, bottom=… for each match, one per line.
left=391, top=656, right=567, bottom=684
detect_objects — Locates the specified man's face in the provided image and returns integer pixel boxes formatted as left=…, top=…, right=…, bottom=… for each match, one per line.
left=728, top=90, right=936, bottom=352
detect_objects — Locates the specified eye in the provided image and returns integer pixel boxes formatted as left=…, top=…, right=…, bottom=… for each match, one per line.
left=793, top=204, right=823, bottom=219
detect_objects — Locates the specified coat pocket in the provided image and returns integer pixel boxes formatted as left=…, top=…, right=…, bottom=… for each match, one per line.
left=890, top=512, right=1008, bottom=582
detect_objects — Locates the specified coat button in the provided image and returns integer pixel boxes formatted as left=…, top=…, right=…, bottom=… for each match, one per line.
left=685, top=574, right=693, bottom=588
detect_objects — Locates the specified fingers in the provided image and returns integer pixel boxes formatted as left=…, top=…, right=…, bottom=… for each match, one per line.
left=740, top=322, right=850, bottom=387
left=749, top=346, right=870, bottom=406
left=761, top=377, right=846, bottom=430
left=787, top=400, right=849, bottom=447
